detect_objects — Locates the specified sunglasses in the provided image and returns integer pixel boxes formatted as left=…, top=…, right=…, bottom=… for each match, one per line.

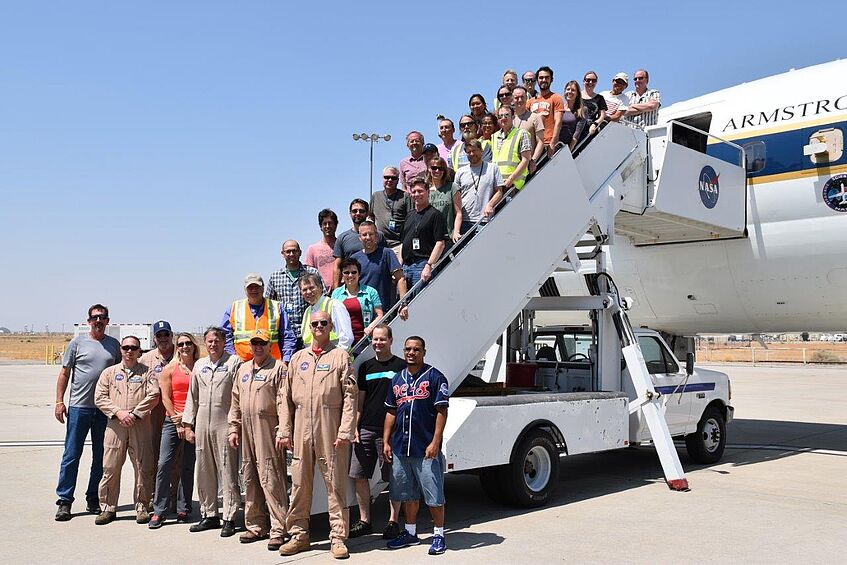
left=250, top=340, right=269, bottom=346
left=383, top=175, right=399, bottom=180
left=121, top=345, right=140, bottom=352
left=584, top=78, right=597, bottom=83
left=634, top=77, right=647, bottom=81
left=88, top=315, right=108, bottom=322
left=310, top=320, right=329, bottom=328
left=460, top=122, right=475, bottom=128
left=498, top=92, right=512, bottom=99
left=430, top=166, right=445, bottom=172
left=177, top=342, right=193, bottom=348
left=351, top=208, right=368, bottom=214
left=155, top=332, right=171, bottom=338
left=342, top=270, right=359, bottom=276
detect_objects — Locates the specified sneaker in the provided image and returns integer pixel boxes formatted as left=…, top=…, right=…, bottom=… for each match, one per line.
left=95, top=511, right=116, bottom=525
left=279, top=536, right=310, bottom=556
left=55, top=501, right=72, bottom=522
left=331, top=540, right=350, bottom=559
left=136, top=509, right=151, bottom=524
left=428, top=534, right=447, bottom=555
left=85, top=498, right=99, bottom=514
left=148, top=515, right=164, bottom=529
left=382, top=520, right=402, bottom=540
left=387, top=530, right=421, bottom=550
left=175, top=512, right=191, bottom=523
left=349, top=520, right=373, bottom=538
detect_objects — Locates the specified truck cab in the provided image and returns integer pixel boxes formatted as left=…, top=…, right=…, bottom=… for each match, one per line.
left=531, top=325, right=733, bottom=463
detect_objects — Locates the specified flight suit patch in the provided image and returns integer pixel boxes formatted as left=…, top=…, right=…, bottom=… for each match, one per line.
left=241, top=374, right=249, bottom=383
left=316, top=363, right=331, bottom=371
left=128, top=376, right=142, bottom=383
left=202, top=367, right=212, bottom=374
left=115, top=373, right=124, bottom=381
left=299, top=361, right=309, bottom=371
left=253, top=375, right=266, bottom=381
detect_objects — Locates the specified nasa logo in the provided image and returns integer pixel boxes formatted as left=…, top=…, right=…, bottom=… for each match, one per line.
left=698, top=166, right=719, bottom=209
left=115, top=373, right=124, bottom=381
left=155, top=366, right=163, bottom=373
left=822, top=174, right=847, bottom=213
left=241, top=374, right=249, bottom=383
left=299, top=361, right=309, bottom=371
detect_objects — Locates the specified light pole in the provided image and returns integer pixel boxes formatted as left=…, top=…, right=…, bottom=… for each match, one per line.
left=352, top=132, right=391, bottom=200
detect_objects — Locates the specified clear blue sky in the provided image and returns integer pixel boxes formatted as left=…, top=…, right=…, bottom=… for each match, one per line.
left=0, top=1, right=841, bottom=332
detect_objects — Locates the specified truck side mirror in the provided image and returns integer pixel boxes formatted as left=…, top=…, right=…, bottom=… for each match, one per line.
left=686, top=352, right=695, bottom=376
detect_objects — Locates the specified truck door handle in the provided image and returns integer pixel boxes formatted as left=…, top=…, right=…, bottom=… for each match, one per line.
left=696, top=393, right=705, bottom=399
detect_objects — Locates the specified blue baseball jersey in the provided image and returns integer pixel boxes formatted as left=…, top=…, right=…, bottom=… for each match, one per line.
left=384, top=363, right=449, bottom=458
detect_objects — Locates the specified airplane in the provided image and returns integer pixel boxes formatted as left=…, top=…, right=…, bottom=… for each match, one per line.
left=548, top=59, right=847, bottom=337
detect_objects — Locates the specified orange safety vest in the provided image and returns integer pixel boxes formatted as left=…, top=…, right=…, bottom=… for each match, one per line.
left=229, top=298, right=282, bottom=361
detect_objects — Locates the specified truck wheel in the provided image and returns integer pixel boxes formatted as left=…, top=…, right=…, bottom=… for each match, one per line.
left=505, top=429, right=559, bottom=508
left=685, top=406, right=726, bottom=464
left=479, top=466, right=511, bottom=505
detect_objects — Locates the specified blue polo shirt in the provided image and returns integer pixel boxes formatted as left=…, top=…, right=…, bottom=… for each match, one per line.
left=385, top=363, right=449, bottom=458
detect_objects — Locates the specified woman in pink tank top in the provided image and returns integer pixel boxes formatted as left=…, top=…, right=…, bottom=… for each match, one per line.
left=149, top=332, right=199, bottom=528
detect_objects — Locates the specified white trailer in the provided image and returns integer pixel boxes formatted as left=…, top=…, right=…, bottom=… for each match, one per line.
left=73, top=323, right=153, bottom=350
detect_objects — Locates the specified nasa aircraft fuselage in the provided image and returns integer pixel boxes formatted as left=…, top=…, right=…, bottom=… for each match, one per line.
left=588, top=60, right=847, bottom=334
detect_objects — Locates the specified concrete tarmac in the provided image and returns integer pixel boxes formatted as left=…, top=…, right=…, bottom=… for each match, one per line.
left=1, top=363, right=845, bottom=563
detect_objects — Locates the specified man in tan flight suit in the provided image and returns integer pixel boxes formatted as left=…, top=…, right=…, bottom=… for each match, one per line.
left=279, top=310, right=358, bottom=560
left=227, top=328, right=289, bottom=550
left=183, top=326, right=242, bottom=538
left=94, top=335, right=160, bottom=525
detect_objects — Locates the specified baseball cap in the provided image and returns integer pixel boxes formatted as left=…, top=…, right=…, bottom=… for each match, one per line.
left=152, top=320, right=172, bottom=335
left=423, top=143, right=438, bottom=153
left=244, top=273, right=264, bottom=289
left=250, top=329, right=270, bottom=344
left=613, top=72, right=629, bottom=84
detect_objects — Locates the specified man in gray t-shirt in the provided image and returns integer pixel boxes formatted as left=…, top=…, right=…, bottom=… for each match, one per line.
left=454, top=139, right=505, bottom=234
left=54, top=304, right=121, bottom=521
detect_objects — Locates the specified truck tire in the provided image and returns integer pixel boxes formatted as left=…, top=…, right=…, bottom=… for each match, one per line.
left=479, top=466, right=511, bottom=505
left=503, top=429, right=559, bottom=508
left=685, top=405, right=726, bottom=464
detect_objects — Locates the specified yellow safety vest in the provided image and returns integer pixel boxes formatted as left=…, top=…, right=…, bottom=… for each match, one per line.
left=450, top=141, right=465, bottom=171
left=230, top=299, right=281, bottom=361
left=492, top=127, right=530, bottom=190
left=301, top=296, right=339, bottom=347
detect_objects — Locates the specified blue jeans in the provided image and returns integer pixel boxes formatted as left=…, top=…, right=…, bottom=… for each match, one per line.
left=390, top=453, right=446, bottom=507
left=56, top=406, right=107, bottom=504
left=153, top=417, right=196, bottom=516
left=403, top=259, right=428, bottom=290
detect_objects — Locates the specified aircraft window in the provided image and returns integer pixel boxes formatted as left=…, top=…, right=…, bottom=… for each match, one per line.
left=743, top=141, right=766, bottom=173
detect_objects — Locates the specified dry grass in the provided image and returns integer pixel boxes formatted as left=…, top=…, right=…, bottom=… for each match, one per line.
left=698, top=341, right=847, bottom=363
left=0, top=334, right=74, bottom=362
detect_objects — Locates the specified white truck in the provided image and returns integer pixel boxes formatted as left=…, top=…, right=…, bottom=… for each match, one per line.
left=446, top=323, right=733, bottom=507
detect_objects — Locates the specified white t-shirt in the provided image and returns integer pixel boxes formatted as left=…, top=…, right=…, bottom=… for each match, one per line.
left=455, top=161, right=505, bottom=223
left=600, top=90, right=629, bottom=117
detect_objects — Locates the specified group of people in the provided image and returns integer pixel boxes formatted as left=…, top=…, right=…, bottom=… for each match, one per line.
left=51, top=64, right=661, bottom=559
left=54, top=302, right=449, bottom=559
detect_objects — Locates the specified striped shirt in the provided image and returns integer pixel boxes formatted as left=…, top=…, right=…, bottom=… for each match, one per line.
left=627, top=88, right=662, bottom=128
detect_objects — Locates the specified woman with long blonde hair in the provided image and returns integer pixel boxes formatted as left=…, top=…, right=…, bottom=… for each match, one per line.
left=149, top=332, right=200, bottom=529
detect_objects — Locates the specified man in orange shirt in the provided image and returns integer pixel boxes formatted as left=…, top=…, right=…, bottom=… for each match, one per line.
left=527, top=65, right=565, bottom=156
